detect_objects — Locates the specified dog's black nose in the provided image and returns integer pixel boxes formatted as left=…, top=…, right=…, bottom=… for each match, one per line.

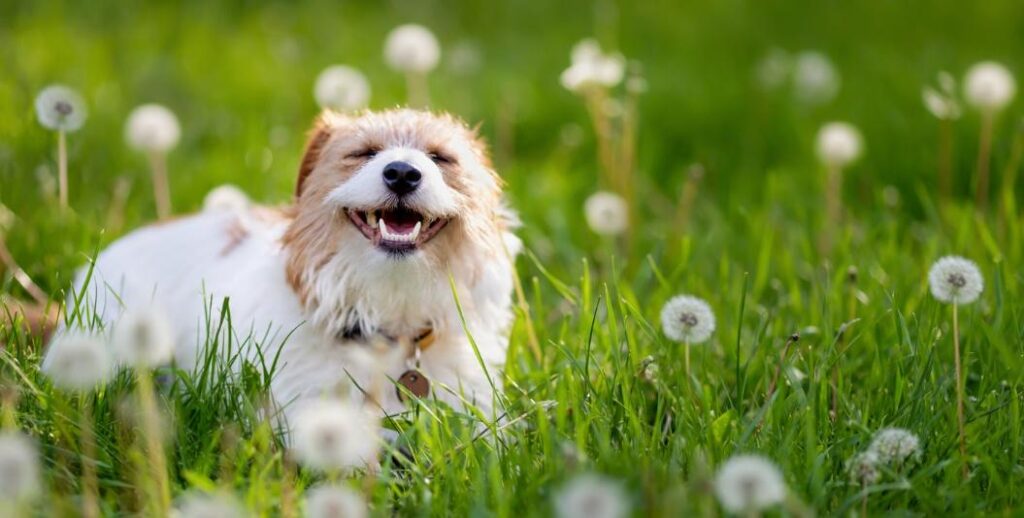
left=382, top=161, right=422, bottom=196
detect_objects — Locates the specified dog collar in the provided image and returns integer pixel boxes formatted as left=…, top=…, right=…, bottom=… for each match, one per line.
left=338, top=324, right=435, bottom=400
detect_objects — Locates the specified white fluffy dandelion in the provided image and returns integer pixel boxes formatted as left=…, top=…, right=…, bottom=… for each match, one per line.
left=0, top=432, right=40, bottom=501
left=660, top=295, right=716, bottom=344
left=756, top=48, right=792, bottom=90
left=714, top=455, right=787, bottom=514
left=41, top=331, right=112, bottom=391
left=583, top=191, right=629, bottom=236
left=290, top=399, right=380, bottom=473
left=847, top=450, right=881, bottom=485
left=923, top=72, right=962, bottom=120
left=304, top=485, right=368, bottom=518
left=112, top=307, right=176, bottom=368
left=35, top=84, right=87, bottom=209
left=560, top=39, right=626, bottom=93
left=314, top=65, right=371, bottom=111
left=202, top=184, right=250, bottom=213
left=928, top=256, right=984, bottom=305
left=553, top=474, right=629, bottom=518
left=125, top=104, right=181, bottom=153
left=35, top=84, right=87, bottom=132
left=384, top=24, right=440, bottom=73
left=816, top=122, right=863, bottom=168
left=793, top=51, right=840, bottom=105
left=868, top=428, right=921, bottom=466
left=964, top=61, right=1016, bottom=112
left=173, top=492, right=245, bottom=518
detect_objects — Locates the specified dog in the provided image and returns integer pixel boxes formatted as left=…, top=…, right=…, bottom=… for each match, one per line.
left=44, top=109, right=521, bottom=425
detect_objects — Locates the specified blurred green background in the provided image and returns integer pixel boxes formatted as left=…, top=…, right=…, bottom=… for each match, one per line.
left=2, top=0, right=1023, bottom=284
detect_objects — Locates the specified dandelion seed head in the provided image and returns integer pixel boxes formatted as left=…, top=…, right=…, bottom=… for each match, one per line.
left=0, top=432, right=40, bottom=501
left=304, top=485, right=368, bottom=518
left=756, top=48, right=791, bottom=90
left=793, top=51, right=840, bottom=105
left=964, top=61, right=1016, bottom=111
left=112, top=307, right=176, bottom=368
left=290, top=399, right=380, bottom=472
left=847, top=450, right=881, bottom=485
left=314, top=65, right=371, bottom=111
left=868, top=428, right=921, bottom=465
left=554, top=474, right=629, bottom=518
left=922, top=87, right=962, bottom=120
left=928, top=256, right=983, bottom=305
left=384, top=24, right=441, bottom=73
left=816, top=122, right=863, bottom=168
left=35, top=85, right=87, bottom=132
left=713, top=455, right=787, bottom=514
left=42, top=332, right=112, bottom=391
left=125, top=104, right=181, bottom=153
left=173, top=492, right=245, bottom=518
left=660, top=295, right=716, bottom=344
left=583, top=191, right=628, bottom=236
left=561, top=39, right=625, bottom=93
left=203, top=184, right=251, bottom=213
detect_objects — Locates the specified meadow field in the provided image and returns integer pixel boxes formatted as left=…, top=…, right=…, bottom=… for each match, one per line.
left=1, top=0, right=1023, bottom=515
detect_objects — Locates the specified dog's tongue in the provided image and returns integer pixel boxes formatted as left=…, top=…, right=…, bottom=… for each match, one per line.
left=384, top=208, right=421, bottom=233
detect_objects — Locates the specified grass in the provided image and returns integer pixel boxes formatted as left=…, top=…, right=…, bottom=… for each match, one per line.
left=2, top=0, right=1024, bottom=515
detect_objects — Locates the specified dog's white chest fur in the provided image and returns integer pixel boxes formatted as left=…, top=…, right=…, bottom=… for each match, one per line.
left=55, top=208, right=518, bottom=424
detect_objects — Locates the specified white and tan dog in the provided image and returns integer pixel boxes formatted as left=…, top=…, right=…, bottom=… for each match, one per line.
left=46, top=109, right=520, bottom=424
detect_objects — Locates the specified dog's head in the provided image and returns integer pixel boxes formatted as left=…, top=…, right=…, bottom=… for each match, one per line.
left=284, top=109, right=515, bottom=337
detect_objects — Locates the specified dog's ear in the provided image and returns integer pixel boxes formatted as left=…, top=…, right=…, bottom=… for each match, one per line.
left=295, top=118, right=333, bottom=199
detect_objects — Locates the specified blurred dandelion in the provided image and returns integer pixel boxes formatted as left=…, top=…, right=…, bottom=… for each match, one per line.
left=923, top=73, right=961, bottom=200
left=125, top=104, right=181, bottom=219
left=560, top=39, right=626, bottom=93
left=561, top=38, right=638, bottom=219
left=113, top=307, right=175, bottom=512
left=756, top=48, right=791, bottom=90
left=203, top=184, right=251, bottom=213
left=0, top=432, right=39, bottom=505
left=583, top=191, right=628, bottom=236
left=816, top=121, right=863, bottom=253
left=112, top=307, right=175, bottom=368
left=714, top=455, right=787, bottom=515
left=35, top=84, right=87, bottom=209
left=447, top=40, right=482, bottom=76
left=868, top=427, right=921, bottom=466
left=384, top=24, right=440, bottom=107
left=660, top=294, right=715, bottom=379
left=304, top=485, right=368, bottom=518
left=965, top=61, right=1016, bottom=208
left=793, top=51, right=839, bottom=105
left=290, top=399, right=380, bottom=473
left=553, top=473, right=629, bottom=518
left=174, top=491, right=245, bottom=518
left=42, top=332, right=112, bottom=391
left=314, top=65, right=371, bottom=112
left=847, top=450, right=879, bottom=516
left=928, top=255, right=983, bottom=479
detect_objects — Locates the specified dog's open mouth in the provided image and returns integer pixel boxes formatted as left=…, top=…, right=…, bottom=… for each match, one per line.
left=345, top=207, right=448, bottom=253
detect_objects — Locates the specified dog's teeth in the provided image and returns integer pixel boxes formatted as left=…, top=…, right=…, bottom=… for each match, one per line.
left=378, top=218, right=388, bottom=239
left=367, top=212, right=377, bottom=227
left=409, top=221, right=422, bottom=241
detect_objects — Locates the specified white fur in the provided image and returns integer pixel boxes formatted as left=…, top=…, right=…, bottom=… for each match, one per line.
left=325, top=148, right=460, bottom=217
left=47, top=207, right=519, bottom=426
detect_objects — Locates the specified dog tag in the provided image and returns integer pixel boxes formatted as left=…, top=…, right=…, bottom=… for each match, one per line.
left=397, top=369, right=430, bottom=401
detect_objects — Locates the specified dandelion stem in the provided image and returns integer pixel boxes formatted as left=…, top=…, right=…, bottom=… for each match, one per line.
left=406, top=71, right=430, bottom=108
left=684, top=342, right=691, bottom=382
left=821, top=163, right=843, bottom=255
left=860, top=480, right=868, bottom=517
left=79, top=397, right=100, bottom=518
left=135, top=369, right=171, bottom=514
left=58, top=130, right=68, bottom=209
left=766, top=334, right=799, bottom=402
left=938, top=118, right=953, bottom=201
left=148, top=152, right=172, bottom=220
left=952, top=303, right=968, bottom=479
left=975, top=111, right=995, bottom=210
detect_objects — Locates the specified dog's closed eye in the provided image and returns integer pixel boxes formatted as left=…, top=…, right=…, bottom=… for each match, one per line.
left=428, top=151, right=455, bottom=165
left=346, top=148, right=379, bottom=160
